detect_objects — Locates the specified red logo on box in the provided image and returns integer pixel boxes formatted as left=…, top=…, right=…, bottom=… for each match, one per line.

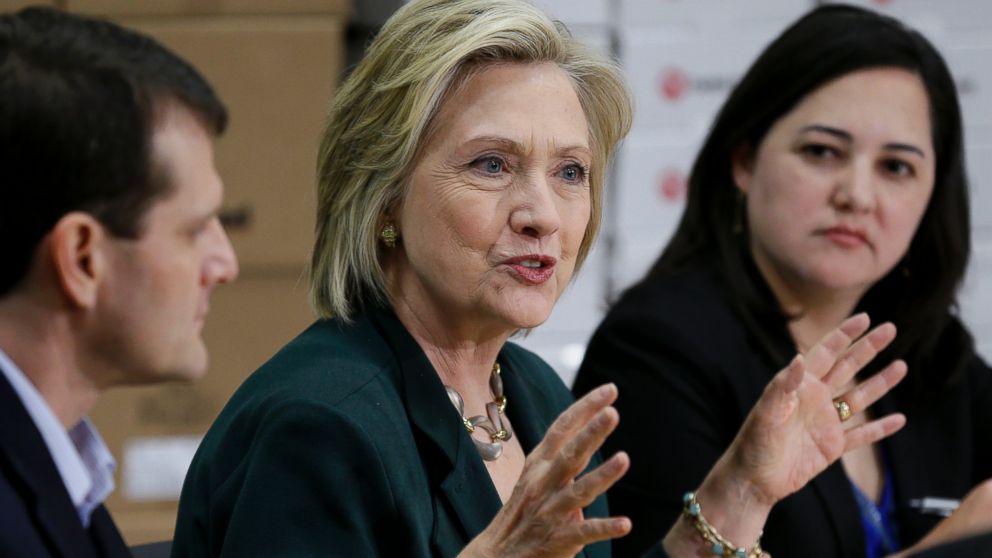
left=659, top=68, right=689, bottom=101
left=658, top=169, right=687, bottom=202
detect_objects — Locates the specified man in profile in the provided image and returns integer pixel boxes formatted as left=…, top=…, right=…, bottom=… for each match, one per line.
left=0, top=7, right=238, bottom=557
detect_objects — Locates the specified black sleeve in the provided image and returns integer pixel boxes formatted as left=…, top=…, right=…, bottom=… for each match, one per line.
left=969, top=354, right=992, bottom=483
left=908, top=531, right=992, bottom=557
left=574, top=287, right=759, bottom=558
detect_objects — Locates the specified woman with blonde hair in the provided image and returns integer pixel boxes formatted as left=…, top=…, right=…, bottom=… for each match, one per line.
left=173, top=1, right=906, bottom=556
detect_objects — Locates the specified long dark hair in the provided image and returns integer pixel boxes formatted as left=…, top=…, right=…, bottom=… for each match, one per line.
left=646, top=4, right=972, bottom=397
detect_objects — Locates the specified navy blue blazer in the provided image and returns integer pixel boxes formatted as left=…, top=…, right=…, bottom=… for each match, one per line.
left=0, top=369, right=130, bottom=558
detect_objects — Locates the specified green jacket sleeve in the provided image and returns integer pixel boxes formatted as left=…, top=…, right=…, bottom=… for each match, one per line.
left=177, top=400, right=398, bottom=557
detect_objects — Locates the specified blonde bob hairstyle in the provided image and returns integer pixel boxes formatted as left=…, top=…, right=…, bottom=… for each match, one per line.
left=310, top=0, right=632, bottom=320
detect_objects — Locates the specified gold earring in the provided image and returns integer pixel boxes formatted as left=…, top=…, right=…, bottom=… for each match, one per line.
left=380, top=222, right=398, bottom=248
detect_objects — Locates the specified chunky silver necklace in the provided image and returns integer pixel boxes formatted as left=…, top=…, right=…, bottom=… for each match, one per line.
left=444, top=362, right=512, bottom=461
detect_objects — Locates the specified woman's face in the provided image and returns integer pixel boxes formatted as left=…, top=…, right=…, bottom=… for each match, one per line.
left=389, top=62, right=592, bottom=336
left=733, top=67, right=936, bottom=304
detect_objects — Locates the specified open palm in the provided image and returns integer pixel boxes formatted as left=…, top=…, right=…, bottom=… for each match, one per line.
left=727, top=313, right=907, bottom=506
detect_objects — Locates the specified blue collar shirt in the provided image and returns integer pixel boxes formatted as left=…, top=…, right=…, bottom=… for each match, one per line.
left=0, top=348, right=116, bottom=528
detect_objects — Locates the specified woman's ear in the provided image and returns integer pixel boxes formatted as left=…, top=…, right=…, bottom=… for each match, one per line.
left=49, top=212, right=106, bottom=309
left=731, top=144, right=755, bottom=195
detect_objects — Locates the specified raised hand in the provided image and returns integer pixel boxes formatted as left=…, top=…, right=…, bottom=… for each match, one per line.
left=460, top=384, right=632, bottom=558
left=665, top=313, right=908, bottom=556
left=728, top=313, right=907, bottom=504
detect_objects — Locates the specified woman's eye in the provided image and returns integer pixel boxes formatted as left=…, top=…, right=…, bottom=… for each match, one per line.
left=882, top=158, right=914, bottom=178
left=472, top=155, right=506, bottom=175
left=560, top=163, right=587, bottom=183
left=802, top=143, right=839, bottom=160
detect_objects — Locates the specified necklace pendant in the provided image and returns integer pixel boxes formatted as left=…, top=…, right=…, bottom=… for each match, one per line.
left=444, top=361, right=510, bottom=461
left=474, top=438, right=504, bottom=461
left=445, top=387, right=465, bottom=415
left=486, top=401, right=512, bottom=442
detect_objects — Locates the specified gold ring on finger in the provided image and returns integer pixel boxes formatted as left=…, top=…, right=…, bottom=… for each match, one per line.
left=833, top=399, right=852, bottom=422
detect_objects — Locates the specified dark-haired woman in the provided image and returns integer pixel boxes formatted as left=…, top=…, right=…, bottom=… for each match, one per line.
left=574, top=5, right=992, bottom=558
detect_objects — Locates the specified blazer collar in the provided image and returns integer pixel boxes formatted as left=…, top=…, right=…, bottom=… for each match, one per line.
left=0, top=372, right=101, bottom=558
left=367, top=306, right=503, bottom=542
left=366, top=307, right=602, bottom=558
left=367, top=307, right=576, bottom=541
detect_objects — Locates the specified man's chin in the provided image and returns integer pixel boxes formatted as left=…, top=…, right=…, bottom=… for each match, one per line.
left=126, top=348, right=210, bottom=386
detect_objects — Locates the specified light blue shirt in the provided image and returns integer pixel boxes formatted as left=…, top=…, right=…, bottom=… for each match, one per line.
left=0, top=348, right=116, bottom=527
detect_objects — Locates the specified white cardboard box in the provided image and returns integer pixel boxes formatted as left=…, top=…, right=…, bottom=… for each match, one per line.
left=531, top=0, right=610, bottom=27
left=620, top=27, right=776, bottom=134
left=960, top=241, right=992, bottom=329
left=824, top=0, right=992, bottom=36
left=620, top=0, right=810, bottom=31
left=612, top=133, right=700, bottom=231
left=966, top=145, right=992, bottom=232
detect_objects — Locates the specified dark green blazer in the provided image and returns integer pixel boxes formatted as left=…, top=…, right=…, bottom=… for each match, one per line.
left=171, top=306, right=613, bottom=557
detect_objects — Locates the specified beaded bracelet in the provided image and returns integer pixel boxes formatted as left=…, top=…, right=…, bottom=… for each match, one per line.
left=682, top=491, right=764, bottom=558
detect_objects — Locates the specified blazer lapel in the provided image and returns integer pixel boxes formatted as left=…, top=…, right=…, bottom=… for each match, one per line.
left=88, top=506, right=131, bottom=558
left=0, top=373, right=99, bottom=558
left=806, top=388, right=911, bottom=557
left=808, top=462, right=865, bottom=557
left=498, top=349, right=549, bottom=456
left=368, top=308, right=503, bottom=552
left=497, top=350, right=600, bottom=558
left=875, top=391, right=937, bottom=545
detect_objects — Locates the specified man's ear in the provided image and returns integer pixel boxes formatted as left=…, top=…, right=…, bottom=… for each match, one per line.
left=730, top=143, right=756, bottom=195
left=48, top=212, right=107, bottom=309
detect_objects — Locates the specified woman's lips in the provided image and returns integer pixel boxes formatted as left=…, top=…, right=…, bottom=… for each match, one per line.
left=503, top=255, right=557, bottom=285
left=821, top=225, right=869, bottom=248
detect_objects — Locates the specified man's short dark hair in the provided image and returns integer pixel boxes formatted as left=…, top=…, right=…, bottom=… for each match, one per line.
left=0, top=7, right=227, bottom=296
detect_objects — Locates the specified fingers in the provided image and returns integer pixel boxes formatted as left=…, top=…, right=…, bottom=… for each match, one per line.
left=755, top=355, right=804, bottom=425
left=843, top=413, right=906, bottom=452
left=777, top=354, right=805, bottom=395
left=836, top=359, right=907, bottom=416
left=495, top=448, right=630, bottom=555
left=803, top=313, right=871, bottom=378
left=548, top=406, right=620, bottom=484
left=558, top=452, right=630, bottom=510
left=835, top=359, right=907, bottom=453
left=538, top=384, right=617, bottom=458
left=822, top=323, right=897, bottom=389
left=556, top=515, right=632, bottom=547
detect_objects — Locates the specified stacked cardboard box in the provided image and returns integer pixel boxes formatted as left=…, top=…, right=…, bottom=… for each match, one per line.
left=0, top=1, right=59, bottom=9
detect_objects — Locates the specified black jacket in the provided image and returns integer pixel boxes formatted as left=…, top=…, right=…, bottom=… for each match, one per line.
left=0, top=369, right=130, bottom=558
left=574, top=263, right=992, bottom=558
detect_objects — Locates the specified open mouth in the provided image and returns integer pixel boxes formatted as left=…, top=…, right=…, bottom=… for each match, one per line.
left=504, top=255, right=557, bottom=285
